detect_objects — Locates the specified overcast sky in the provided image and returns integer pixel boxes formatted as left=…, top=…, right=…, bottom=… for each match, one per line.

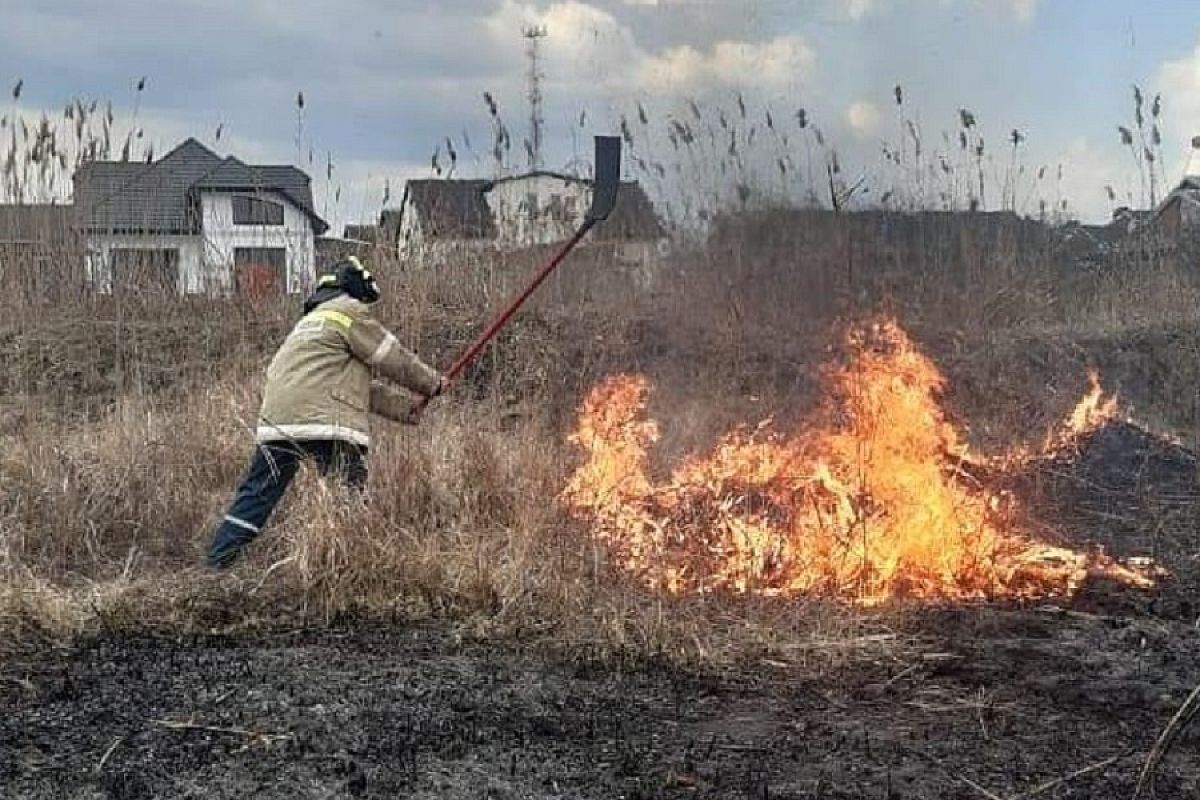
left=4, top=0, right=1200, bottom=229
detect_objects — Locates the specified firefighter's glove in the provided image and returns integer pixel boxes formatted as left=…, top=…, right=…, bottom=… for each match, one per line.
left=370, top=382, right=412, bottom=423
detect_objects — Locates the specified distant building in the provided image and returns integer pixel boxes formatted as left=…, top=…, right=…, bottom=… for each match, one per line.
left=398, top=178, right=495, bottom=257
left=342, top=223, right=379, bottom=243
left=0, top=204, right=77, bottom=265
left=0, top=204, right=80, bottom=297
left=1083, top=177, right=1200, bottom=267
left=314, top=235, right=370, bottom=267
left=377, top=171, right=667, bottom=266
left=341, top=209, right=403, bottom=250
left=74, top=138, right=328, bottom=296
left=1153, top=176, right=1200, bottom=238
left=707, top=206, right=1050, bottom=267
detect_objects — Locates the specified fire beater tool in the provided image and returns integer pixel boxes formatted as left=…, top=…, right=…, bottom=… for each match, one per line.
left=407, top=135, right=622, bottom=421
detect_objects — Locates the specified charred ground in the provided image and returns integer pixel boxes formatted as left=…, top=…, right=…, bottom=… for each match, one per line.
left=3, top=599, right=1199, bottom=798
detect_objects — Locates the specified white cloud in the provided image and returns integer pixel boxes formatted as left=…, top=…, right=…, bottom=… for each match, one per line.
left=830, top=0, right=1037, bottom=23
left=485, top=0, right=638, bottom=96
left=1008, top=0, right=1038, bottom=22
left=971, top=0, right=1038, bottom=22
left=841, top=0, right=875, bottom=21
left=637, top=36, right=815, bottom=91
left=488, top=2, right=630, bottom=56
left=1156, top=40, right=1200, bottom=181
left=486, top=1, right=815, bottom=94
left=1055, top=136, right=1130, bottom=222
left=845, top=100, right=882, bottom=138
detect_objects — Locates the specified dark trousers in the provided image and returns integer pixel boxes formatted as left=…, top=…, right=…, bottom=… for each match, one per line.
left=208, top=439, right=367, bottom=568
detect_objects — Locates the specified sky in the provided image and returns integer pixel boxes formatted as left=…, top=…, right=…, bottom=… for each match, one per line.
left=4, top=0, right=1200, bottom=230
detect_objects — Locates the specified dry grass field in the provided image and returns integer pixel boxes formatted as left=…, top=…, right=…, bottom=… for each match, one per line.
left=2, top=91, right=1200, bottom=797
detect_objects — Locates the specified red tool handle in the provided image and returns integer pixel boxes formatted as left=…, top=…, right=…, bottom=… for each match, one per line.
left=407, top=220, right=595, bottom=421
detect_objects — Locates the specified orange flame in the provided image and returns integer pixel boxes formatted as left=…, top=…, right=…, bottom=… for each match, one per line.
left=1063, top=369, right=1120, bottom=439
left=562, top=319, right=1151, bottom=604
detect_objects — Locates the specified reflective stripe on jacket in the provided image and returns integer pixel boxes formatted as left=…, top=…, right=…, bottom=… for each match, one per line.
left=256, top=295, right=440, bottom=446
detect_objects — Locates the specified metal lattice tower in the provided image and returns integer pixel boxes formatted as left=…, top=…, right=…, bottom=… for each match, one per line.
left=523, top=25, right=547, bottom=171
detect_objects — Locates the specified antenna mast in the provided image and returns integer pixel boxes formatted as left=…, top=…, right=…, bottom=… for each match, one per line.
left=523, top=25, right=547, bottom=171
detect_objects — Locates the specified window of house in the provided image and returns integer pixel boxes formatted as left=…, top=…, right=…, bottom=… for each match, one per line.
left=231, top=195, right=285, bottom=226
left=109, top=248, right=179, bottom=295
left=234, top=247, right=287, bottom=299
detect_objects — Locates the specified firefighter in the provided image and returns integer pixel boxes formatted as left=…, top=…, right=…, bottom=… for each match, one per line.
left=207, top=256, right=443, bottom=569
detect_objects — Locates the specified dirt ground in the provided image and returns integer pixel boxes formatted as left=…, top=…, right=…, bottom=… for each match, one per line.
left=4, top=423, right=1200, bottom=800
left=2, top=605, right=1199, bottom=800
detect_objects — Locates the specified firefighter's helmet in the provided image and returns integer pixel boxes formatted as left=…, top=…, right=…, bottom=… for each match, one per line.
left=315, top=255, right=379, bottom=304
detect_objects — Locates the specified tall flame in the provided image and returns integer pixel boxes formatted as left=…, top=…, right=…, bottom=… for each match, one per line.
left=562, top=319, right=1150, bottom=604
left=1063, top=369, right=1120, bottom=439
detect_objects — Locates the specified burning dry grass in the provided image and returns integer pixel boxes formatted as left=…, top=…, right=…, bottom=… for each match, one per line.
left=562, top=318, right=1154, bottom=605
left=0, top=210, right=1192, bottom=670
left=0, top=78, right=1196, bottom=682
left=0, top=387, right=901, bottom=670
left=0, top=293, right=1163, bottom=674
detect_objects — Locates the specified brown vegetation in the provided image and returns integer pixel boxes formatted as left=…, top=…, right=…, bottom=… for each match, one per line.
left=4, top=81, right=1200, bottom=678
left=3, top=195, right=1200, bottom=672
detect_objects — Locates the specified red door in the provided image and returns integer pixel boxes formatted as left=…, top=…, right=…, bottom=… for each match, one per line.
left=234, top=248, right=286, bottom=299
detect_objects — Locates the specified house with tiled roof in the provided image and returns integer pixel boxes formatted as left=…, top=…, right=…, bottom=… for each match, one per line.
left=74, top=137, right=327, bottom=296
left=387, top=171, right=667, bottom=266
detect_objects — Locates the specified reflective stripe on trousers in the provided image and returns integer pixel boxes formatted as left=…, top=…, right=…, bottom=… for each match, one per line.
left=207, top=440, right=367, bottom=569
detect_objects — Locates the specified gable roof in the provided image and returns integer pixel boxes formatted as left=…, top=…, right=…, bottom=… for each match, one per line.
left=1148, top=176, right=1200, bottom=227
left=74, top=137, right=326, bottom=234
left=490, top=169, right=582, bottom=187
left=401, top=179, right=496, bottom=240
left=594, top=182, right=666, bottom=242
left=192, top=156, right=326, bottom=233
left=75, top=138, right=220, bottom=233
left=73, top=162, right=151, bottom=206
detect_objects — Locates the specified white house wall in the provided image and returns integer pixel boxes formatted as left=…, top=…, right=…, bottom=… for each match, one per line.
left=200, top=191, right=316, bottom=294
left=85, top=234, right=203, bottom=293
left=487, top=175, right=590, bottom=248
left=397, top=203, right=424, bottom=258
